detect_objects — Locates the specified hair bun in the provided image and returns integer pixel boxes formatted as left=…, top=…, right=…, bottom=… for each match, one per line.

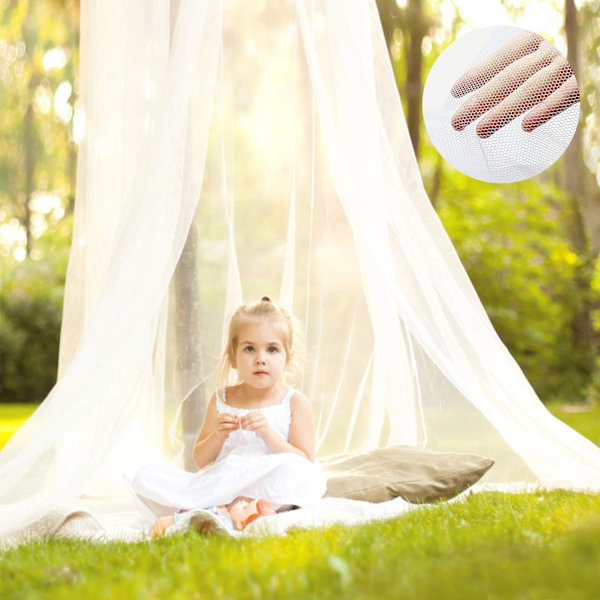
left=261, top=296, right=271, bottom=302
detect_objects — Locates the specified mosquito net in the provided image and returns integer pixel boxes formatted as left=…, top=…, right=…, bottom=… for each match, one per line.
left=423, top=26, right=580, bottom=183
left=1, top=0, right=599, bottom=548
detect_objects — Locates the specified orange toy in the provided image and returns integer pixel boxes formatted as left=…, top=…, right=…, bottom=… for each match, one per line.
left=241, top=498, right=277, bottom=529
left=223, top=496, right=277, bottom=530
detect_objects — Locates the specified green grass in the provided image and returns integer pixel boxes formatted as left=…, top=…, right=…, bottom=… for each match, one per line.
left=1, top=401, right=599, bottom=599
left=1, top=491, right=599, bottom=599
left=0, top=403, right=39, bottom=448
left=546, top=401, right=600, bottom=446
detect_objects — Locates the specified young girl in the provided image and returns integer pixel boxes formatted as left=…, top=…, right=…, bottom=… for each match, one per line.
left=124, top=296, right=327, bottom=537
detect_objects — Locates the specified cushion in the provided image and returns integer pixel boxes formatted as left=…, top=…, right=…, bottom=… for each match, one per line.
left=319, top=445, right=494, bottom=504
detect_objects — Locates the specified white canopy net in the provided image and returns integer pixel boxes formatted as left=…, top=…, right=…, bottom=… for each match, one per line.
left=1, top=0, right=599, bottom=548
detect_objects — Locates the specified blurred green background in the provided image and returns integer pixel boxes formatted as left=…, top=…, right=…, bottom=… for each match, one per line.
left=0, top=0, right=599, bottom=408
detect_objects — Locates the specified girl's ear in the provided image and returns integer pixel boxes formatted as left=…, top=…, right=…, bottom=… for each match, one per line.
left=229, top=347, right=237, bottom=369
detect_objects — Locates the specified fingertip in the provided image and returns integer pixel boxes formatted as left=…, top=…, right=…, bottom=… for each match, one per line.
left=521, top=119, right=535, bottom=132
left=522, top=112, right=543, bottom=132
left=475, top=120, right=495, bottom=139
left=451, top=74, right=472, bottom=98
left=450, top=84, right=462, bottom=99
left=451, top=113, right=466, bottom=131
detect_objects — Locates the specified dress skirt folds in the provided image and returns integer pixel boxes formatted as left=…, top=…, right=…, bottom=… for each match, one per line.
left=124, top=388, right=327, bottom=520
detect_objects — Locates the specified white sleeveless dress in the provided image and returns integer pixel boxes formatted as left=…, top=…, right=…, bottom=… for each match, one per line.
left=124, top=387, right=327, bottom=520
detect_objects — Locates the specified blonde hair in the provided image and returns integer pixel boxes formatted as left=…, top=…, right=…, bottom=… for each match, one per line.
left=216, top=297, right=304, bottom=389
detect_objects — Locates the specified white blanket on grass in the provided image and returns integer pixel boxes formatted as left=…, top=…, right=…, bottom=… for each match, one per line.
left=163, top=496, right=422, bottom=540
left=13, top=496, right=426, bottom=546
left=243, top=497, right=420, bottom=537
left=6, top=483, right=520, bottom=548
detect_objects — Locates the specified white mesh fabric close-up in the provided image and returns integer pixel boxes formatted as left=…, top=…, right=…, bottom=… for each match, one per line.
left=0, top=1, right=599, bottom=549
left=423, top=26, right=580, bottom=183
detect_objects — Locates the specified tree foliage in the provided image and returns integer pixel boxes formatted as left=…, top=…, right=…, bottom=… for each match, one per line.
left=0, top=0, right=77, bottom=402
left=0, top=0, right=598, bottom=405
left=0, top=214, right=71, bottom=402
left=381, top=0, right=600, bottom=402
left=0, top=0, right=79, bottom=253
left=437, top=170, right=588, bottom=401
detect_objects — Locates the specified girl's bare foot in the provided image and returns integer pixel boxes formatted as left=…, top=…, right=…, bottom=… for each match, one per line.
left=147, top=515, right=175, bottom=539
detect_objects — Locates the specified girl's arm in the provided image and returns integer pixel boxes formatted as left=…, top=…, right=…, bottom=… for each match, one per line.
left=241, top=392, right=317, bottom=461
left=192, top=393, right=239, bottom=469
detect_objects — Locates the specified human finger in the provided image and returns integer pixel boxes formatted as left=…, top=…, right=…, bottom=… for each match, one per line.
left=217, top=422, right=239, bottom=433
left=217, top=423, right=238, bottom=433
left=475, top=54, right=572, bottom=138
left=240, top=413, right=264, bottom=429
left=451, top=40, right=559, bottom=131
left=220, top=412, right=239, bottom=421
left=240, top=410, right=259, bottom=422
left=239, top=414, right=253, bottom=428
left=521, top=74, right=579, bottom=132
left=216, top=418, right=240, bottom=435
left=451, top=30, right=543, bottom=98
left=218, top=414, right=240, bottom=426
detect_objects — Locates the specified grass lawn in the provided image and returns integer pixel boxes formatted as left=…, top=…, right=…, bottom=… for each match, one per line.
left=0, top=403, right=40, bottom=449
left=1, top=401, right=599, bottom=599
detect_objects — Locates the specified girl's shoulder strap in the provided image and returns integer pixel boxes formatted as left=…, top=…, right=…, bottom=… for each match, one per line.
left=216, top=387, right=226, bottom=405
left=282, top=387, right=296, bottom=406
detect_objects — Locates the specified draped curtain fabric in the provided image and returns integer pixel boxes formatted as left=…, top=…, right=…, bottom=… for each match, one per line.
left=1, top=0, right=599, bottom=548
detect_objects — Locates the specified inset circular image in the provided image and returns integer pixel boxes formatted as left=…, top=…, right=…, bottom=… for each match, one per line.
left=422, top=26, right=580, bottom=183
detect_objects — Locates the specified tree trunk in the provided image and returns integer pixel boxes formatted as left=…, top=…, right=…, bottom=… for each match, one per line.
left=66, top=1, right=79, bottom=217
left=23, top=95, right=34, bottom=257
left=167, top=0, right=204, bottom=471
left=376, top=0, right=427, bottom=161
left=404, top=0, right=426, bottom=161
left=562, top=0, right=596, bottom=389
left=376, top=0, right=399, bottom=49
left=174, top=219, right=205, bottom=471
left=23, top=8, right=35, bottom=258
left=427, top=154, right=443, bottom=208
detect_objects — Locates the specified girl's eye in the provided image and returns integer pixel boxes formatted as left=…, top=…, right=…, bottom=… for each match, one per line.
left=244, top=346, right=254, bottom=352
left=268, top=347, right=278, bottom=353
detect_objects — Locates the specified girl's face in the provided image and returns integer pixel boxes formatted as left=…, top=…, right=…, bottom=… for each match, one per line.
left=234, top=320, right=289, bottom=389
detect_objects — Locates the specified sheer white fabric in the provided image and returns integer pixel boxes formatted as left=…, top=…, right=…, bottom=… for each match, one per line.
left=422, top=26, right=579, bottom=183
left=1, top=0, right=598, bottom=548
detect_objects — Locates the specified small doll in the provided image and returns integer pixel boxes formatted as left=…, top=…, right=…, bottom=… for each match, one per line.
left=147, top=495, right=277, bottom=538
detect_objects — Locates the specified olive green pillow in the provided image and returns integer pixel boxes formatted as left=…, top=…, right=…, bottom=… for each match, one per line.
left=320, top=445, right=494, bottom=504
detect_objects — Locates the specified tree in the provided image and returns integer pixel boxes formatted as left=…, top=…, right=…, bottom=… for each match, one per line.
left=376, top=0, right=432, bottom=161
left=0, top=0, right=79, bottom=260
left=562, top=0, right=599, bottom=392
left=376, top=0, right=600, bottom=402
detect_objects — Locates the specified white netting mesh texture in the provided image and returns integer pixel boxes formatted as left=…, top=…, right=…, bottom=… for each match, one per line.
left=423, top=26, right=580, bottom=183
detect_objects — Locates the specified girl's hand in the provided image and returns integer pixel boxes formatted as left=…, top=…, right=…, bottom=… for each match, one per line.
left=240, top=410, right=272, bottom=439
left=215, top=412, right=240, bottom=439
